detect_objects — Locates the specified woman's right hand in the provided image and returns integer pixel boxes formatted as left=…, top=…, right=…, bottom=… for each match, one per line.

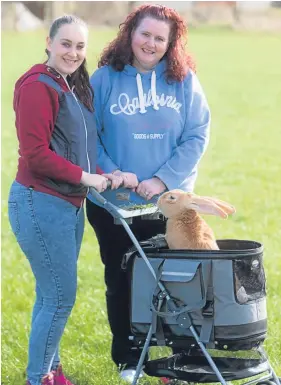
left=80, top=171, right=108, bottom=193
left=112, top=170, right=139, bottom=189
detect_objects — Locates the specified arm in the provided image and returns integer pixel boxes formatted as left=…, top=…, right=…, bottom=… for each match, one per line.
left=90, top=69, right=119, bottom=173
left=16, top=82, right=82, bottom=184
left=96, top=133, right=118, bottom=173
left=154, top=71, right=211, bottom=190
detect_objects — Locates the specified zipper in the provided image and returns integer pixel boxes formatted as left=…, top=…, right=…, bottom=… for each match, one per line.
left=61, top=76, right=91, bottom=174
left=71, top=91, right=90, bottom=197
left=61, top=77, right=90, bottom=197
left=71, top=88, right=91, bottom=174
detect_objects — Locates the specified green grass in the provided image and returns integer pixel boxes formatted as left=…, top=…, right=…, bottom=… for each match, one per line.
left=2, top=27, right=281, bottom=384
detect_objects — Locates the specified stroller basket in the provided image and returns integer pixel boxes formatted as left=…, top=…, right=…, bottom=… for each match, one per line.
left=124, top=236, right=276, bottom=383
left=126, top=237, right=267, bottom=351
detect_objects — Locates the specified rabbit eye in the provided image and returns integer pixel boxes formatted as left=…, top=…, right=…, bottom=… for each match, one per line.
left=169, top=195, right=176, bottom=200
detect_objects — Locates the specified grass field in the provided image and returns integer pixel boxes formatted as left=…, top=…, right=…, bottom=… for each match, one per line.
left=1, top=27, right=281, bottom=384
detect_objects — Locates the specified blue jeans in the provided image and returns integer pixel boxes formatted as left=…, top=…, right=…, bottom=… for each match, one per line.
left=8, top=181, right=84, bottom=385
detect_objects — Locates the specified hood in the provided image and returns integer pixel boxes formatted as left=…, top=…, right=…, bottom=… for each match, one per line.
left=14, top=64, right=69, bottom=109
left=123, top=59, right=167, bottom=113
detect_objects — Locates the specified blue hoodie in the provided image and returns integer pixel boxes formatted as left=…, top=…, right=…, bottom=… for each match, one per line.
left=88, top=59, right=210, bottom=206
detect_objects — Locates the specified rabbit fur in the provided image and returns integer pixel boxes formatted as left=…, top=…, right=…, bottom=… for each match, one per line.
left=157, top=189, right=235, bottom=250
left=157, top=190, right=248, bottom=303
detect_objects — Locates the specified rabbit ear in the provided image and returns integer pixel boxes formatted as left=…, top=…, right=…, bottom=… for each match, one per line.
left=189, top=196, right=231, bottom=218
left=204, top=197, right=236, bottom=215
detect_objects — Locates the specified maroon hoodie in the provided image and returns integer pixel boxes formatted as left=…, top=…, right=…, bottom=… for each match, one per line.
left=14, top=64, right=93, bottom=207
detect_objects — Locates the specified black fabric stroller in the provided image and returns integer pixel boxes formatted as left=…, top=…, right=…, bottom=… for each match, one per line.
left=90, top=187, right=280, bottom=385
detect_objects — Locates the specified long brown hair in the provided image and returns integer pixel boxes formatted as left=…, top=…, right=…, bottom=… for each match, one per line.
left=99, top=5, right=196, bottom=82
left=45, top=15, right=94, bottom=112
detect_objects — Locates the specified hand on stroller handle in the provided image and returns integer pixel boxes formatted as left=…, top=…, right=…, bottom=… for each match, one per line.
left=89, top=181, right=114, bottom=205
left=88, top=183, right=160, bottom=220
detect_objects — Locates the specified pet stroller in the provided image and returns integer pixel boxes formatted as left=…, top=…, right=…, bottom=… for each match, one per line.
left=90, top=187, right=280, bottom=385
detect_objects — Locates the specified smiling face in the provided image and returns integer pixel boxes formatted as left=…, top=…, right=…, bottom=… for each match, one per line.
left=46, top=23, right=88, bottom=77
left=131, top=17, right=171, bottom=72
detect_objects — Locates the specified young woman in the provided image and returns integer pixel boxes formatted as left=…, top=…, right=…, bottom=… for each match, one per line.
left=86, top=5, right=211, bottom=383
left=8, top=15, right=122, bottom=385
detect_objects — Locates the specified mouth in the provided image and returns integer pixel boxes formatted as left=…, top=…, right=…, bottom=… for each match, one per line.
left=63, top=58, right=79, bottom=65
left=142, top=48, right=155, bottom=55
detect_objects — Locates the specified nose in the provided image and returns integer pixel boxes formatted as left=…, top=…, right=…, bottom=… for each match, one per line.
left=68, top=46, right=78, bottom=58
left=146, top=36, right=156, bottom=48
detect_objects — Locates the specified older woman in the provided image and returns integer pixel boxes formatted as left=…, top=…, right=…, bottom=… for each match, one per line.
left=87, top=4, right=211, bottom=382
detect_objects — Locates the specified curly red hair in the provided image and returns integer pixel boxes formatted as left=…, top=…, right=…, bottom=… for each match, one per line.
left=98, top=4, right=195, bottom=82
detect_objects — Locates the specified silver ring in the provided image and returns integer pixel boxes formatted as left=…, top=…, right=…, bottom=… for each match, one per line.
left=145, top=191, right=149, bottom=196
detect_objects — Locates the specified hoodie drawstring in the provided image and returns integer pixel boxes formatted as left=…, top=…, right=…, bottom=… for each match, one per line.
left=136, top=73, right=147, bottom=114
left=151, top=71, right=159, bottom=110
left=136, top=71, right=158, bottom=114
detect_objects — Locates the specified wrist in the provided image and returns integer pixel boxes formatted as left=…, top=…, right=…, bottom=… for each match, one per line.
left=80, top=171, right=86, bottom=183
left=153, top=176, right=167, bottom=188
left=80, top=171, right=89, bottom=186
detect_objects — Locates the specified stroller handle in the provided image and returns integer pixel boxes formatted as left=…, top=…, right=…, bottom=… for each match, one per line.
left=89, top=180, right=112, bottom=206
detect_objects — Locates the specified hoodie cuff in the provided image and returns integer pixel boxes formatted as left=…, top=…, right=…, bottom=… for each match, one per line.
left=154, top=170, right=175, bottom=191
left=70, top=166, right=84, bottom=185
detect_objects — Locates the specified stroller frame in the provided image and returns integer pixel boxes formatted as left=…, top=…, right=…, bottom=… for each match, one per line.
left=90, top=187, right=280, bottom=385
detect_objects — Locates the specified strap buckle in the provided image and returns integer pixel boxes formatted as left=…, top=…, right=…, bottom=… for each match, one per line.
left=202, top=300, right=214, bottom=318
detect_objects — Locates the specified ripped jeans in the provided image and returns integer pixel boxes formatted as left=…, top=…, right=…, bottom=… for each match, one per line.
left=8, top=181, right=84, bottom=385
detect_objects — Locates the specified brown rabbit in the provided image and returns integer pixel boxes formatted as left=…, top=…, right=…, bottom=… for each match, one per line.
left=157, top=189, right=236, bottom=250
left=157, top=190, right=248, bottom=303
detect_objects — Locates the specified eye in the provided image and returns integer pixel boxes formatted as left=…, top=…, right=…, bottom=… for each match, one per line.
left=156, top=37, right=165, bottom=42
left=62, top=42, right=70, bottom=48
left=142, top=32, right=149, bottom=37
left=169, top=195, right=176, bottom=200
left=77, top=45, right=85, bottom=50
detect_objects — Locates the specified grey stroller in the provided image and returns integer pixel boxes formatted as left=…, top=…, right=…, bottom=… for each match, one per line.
left=90, top=187, right=280, bottom=385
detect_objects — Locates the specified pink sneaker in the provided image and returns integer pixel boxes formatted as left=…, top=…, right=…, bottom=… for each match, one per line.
left=26, top=372, right=55, bottom=385
left=53, top=364, right=75, bottom=385
left=160, top=378, right=175, bottom=384
left=41, top=373, right=55, bottom=385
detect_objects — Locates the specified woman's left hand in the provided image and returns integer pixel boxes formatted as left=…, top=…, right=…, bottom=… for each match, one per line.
left=136, top=177, right=167, bottom=200
left=102, top=173, right=124, bottom=190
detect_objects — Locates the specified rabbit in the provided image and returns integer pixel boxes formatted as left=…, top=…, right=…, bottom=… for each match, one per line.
left=157, top=190, right=248, bottom=303
left=157, top=189, right=236, bottom=250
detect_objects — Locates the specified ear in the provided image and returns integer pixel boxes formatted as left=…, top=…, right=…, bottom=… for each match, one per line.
left=190, top=196, right=229, bottom=218
left=46, top=36, right=52, bottom=52
left=204, top=197, right=236, bottom=215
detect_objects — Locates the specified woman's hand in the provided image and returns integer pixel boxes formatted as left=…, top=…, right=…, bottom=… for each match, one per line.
left=102, top=172, right=123, bottom=190
left=136, top=177, right=167, bottom=200
left=112, top=170, right=139, bottom=189
left=80, top=171, right=108, bottom=193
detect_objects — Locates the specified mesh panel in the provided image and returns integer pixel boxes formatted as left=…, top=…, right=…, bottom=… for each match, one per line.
left=233, top=255, right=266, bottom=304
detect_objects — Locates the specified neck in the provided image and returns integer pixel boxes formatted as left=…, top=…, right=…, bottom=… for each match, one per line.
left=46, top=62, right=68, bottom=80
left=132, top=58, right=155, bottom=73
left=178, top=209, right=200, bottom=224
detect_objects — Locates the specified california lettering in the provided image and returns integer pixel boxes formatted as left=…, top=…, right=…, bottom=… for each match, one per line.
left=110, top=90, right=182, bottom=115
